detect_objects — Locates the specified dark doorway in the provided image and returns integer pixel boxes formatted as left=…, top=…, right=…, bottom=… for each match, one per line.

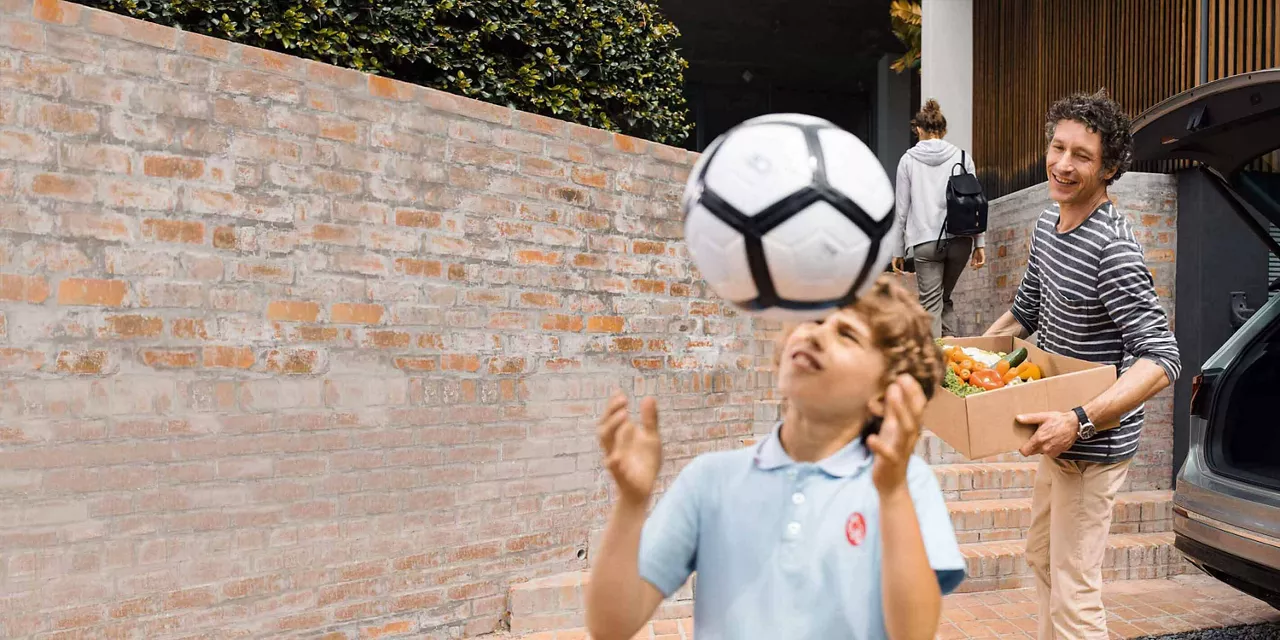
left=657, top=0, right=903, bottom=152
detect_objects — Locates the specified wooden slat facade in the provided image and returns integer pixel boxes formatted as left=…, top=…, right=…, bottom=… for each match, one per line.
left=973, top=0, right=1280, bottom=198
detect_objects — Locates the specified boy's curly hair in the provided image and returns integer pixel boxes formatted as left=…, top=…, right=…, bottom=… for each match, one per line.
left=1045, top=89, right=1134, bottom=186
left=774, top=275, right=945, bottom=401
left=848, top=275, right=945, bottom=401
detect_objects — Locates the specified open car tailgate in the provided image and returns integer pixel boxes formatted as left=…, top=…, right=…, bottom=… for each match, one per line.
left=1132, top=69, right=1280, bottom=259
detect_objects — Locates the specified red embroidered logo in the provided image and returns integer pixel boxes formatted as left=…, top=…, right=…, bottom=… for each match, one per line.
left=845, top=512, right=867, bottom=546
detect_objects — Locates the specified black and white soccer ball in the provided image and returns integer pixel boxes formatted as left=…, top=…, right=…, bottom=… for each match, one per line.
left=682, top=114, right=898, bottom=321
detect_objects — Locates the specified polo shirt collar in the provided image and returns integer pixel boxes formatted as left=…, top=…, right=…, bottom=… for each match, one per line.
left=752, top=422, right=872, bottom=478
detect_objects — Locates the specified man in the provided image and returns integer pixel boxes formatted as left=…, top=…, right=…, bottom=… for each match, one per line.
left=984, top=90, right=1181, bottom=639
left=585, top=276, right=965, bottom=640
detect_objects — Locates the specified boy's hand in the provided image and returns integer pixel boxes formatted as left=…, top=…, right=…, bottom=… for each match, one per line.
left=598, top=392, right=663, bottom=506
left=866, top=375, right=928, bottom=496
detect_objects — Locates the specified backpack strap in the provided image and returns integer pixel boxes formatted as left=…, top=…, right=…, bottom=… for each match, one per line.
left=952, top=150, right=968, bottom=176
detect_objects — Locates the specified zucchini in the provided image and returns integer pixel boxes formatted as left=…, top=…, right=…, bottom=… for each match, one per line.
left=1001, top=347, right=1028, bottom=368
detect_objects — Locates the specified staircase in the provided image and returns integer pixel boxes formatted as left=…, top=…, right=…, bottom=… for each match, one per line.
left=502, top=434, right=1191, bottom=635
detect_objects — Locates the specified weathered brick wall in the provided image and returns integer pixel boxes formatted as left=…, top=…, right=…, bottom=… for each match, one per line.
left=0, top=2, right=784, bottom=637
left=948, top=172, right=1179, bottom=490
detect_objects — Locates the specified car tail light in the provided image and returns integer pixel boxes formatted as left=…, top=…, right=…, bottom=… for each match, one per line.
left=1190, top=372, right=1214, bottom=419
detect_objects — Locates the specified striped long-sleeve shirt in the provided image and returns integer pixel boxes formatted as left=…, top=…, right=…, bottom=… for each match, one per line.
left=1011, top=201, right=1181, bottom=464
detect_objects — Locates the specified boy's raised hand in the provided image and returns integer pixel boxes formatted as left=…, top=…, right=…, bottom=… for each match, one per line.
left=598, top=392, right=663, bottom=505
left=866, top=375, right=928, bottom=496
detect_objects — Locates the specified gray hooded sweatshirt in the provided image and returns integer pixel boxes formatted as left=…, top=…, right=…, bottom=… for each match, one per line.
left=893, top=139, right=984, bottom=257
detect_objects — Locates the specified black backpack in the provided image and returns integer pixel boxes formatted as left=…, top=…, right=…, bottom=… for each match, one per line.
left=939, top=150, right=987, bottom=242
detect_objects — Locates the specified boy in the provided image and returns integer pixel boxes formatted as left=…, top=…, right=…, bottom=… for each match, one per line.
left=586, top=275, right=966, bottom=640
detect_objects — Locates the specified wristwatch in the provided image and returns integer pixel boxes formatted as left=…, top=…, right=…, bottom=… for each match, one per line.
left=1073, top=406, right=1097, bottom=441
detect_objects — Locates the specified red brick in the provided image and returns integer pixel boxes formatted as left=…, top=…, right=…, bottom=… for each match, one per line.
left=216, top=68, right=301, bottom=103
left=514, top=250, right=562, bottom=266
left=240, top=46, right=303, bottom=75
left=541, top=314, right=583, bottom=332
left=104, top=179, right=177, bottom=211
left=138, top=282, right=204, bottom=308
left=234, top=261, right=293, bottom=284
left=0, top=14, right=45, bottom=51
left=318, top=117, right=361, bottom=143
left=0, top=130, right=53, bottom=163
left=394, top=258, right=442, bottom=278
left=311, top=224, right=359, bottom=246
left=143, top=155, right=204, bottom=180
left=331, top=303, right=383, bottom=325
left=391, top=590, right=443, bottom=612
left=632, top=279, right=666, bottom=294
left=61, top=142, right=133, bottom=174
left=30, top=173, right=95, bottom=203
left=202, top=346, right=254, bottom=369
left=394, top=357, right=438, bottom=372
left=104, top=315, right=163, bottom=338
left=142, top=218, right=204, bottom=244
left=58, top=278, right=127, bottom=306
left=315, top=170, right=362, bottom=195
left=0, top=348, right=46, bottom=372
left=142, top=349, right=197, bottom=369
left=179, top=31, right=230, bottom=60
left=88, top=9, right=177, bottom=48
left=265, top=348, right=323, bottom=374
left=268, top=300, right=321, bottom=322
left=168, top=318, right=207, bottom=340
left=394, top=208, right=442, bottom=229
left=488, top=357, right=526, bottom=375
left=442, top=354, right=481, bottom=372
left=587, top=316, right=625, bottom=333
left=572, top=166, right=609, bottom=188
left=361, top=620, right=415, bottom=639
left=29, top=103, right=99, bottom=135
left=55, top=350, right=110, bottom=375
left=0, top=274, right=50, bottom=303
left=365, top=330, right=411, bottom=349
left=368, top=75, right=412, bottom=100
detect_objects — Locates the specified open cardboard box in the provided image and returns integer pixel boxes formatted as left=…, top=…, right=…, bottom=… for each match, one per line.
left=920, top=336, right=1117, bottom=460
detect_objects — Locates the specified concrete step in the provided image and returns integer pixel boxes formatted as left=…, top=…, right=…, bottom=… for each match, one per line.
left=955, top=531, right=1194, bottom=593
left=948, top=490, right=1173, bottom=543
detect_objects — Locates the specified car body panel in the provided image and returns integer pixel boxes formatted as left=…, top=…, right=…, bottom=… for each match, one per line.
left=1133, top=69, right=1280, bottom=607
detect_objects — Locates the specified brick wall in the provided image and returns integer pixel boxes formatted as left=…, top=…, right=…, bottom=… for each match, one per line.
left=0, top=2, right=785, bottom=638
left=948, top=172, right=1179, bottom=490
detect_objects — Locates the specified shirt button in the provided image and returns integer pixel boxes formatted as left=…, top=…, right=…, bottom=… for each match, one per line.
left=786, top=469, right=798, bottom=479
left=786, top=522, right=802, bottom=538
left=791, top=492, right=805, bottom=505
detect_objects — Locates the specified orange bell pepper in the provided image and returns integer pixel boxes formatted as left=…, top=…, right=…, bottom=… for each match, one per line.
left=996, top=360, right=1011, bottom=376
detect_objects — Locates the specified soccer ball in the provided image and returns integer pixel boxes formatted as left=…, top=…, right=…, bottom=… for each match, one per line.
left=681, top=114, right=897, bottom=321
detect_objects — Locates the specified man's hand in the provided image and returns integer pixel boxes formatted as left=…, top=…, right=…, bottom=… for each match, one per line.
left=1017, top=411, right=1080, bottom=457
left=866, top=375, right=928, bottom=496
left=971, top=247, right=986, bottom=270
left=892, top=257, right=906, bottom=274
left=598, top=392, right=663, bottom=505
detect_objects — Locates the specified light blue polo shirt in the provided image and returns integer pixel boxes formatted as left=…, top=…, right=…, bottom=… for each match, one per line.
left=637, top=424, right=966, bottom=639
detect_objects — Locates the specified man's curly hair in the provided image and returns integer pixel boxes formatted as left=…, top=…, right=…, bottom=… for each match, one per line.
left=1045, top=89, right=1134, bottom=186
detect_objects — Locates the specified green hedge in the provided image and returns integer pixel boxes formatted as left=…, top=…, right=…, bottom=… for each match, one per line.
left=82, top=0, right=693, bottom=145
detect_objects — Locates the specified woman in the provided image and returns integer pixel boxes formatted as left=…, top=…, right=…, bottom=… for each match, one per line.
left=891, top=99, right=986, bottom=339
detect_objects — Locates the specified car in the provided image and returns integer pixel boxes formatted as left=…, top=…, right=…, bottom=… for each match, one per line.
left=1132, top=69, right=1280, bottom=609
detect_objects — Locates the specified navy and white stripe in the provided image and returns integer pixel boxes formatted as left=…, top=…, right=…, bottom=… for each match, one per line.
left=1012, top=201, right=1181, bottom=464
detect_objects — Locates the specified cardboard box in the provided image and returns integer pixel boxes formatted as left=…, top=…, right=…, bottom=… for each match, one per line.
left=920, top=336, right=1117, bottom=460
